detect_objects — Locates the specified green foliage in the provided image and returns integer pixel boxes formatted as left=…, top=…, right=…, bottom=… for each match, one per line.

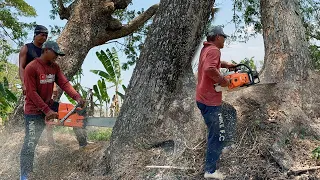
left=231, top=0, right=261, bottom=41
left=0, top=0, right=37, bottom=48
left=309, top=45, right=320, bottom=70
left=300, top=0, right=320, bottom=42
left=230, top=57, right=260, bottom=72
left=93, top=78, right=110, bottom=105
left=91, top=48, right=121, bottom=84
left=113, top=8, right=151, bottom=70
left=312, top=146, right=320, bottom=160
left=53, top=126, right=74, bottom=134
left=91, top=48, right=126, bottom=116
left=116, top=84, right=126, bottom=100
left=0, top=2, right=37, bottom=121
left=0, top=61, right=20, bottom=92
left=64, top=68, right=90, bottom=105
left=232, top=0, right=320, bottom=68
left=93, top=78, right=111, bottom=116
left=87, top=128, right=112, bottom=141
left=0, top=76, right=17, bottom=121
left=239, top=57, right=257, bottom=71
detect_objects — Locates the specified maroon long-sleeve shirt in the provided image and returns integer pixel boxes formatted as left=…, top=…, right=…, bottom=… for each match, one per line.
left=24, top=58, right=81, bottom=115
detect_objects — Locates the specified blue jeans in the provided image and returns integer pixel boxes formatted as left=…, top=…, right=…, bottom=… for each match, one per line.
left=197, top=101, right=226, bottom=173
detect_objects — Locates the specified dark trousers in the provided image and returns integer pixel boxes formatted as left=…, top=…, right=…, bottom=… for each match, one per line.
left=20, top=102, right=88, bottom=177
left=20, top=114, right=45, bottom=177
left=197, top=101, right=226, bottom=173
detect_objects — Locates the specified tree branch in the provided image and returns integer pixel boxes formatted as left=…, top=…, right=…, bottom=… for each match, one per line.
left=107, top=4, right=159, bottom=41
left=112, top=0, right=132, bottom=9
left=57, top=0, right=70, bottom=20
left=287, top=166, right=320, bottom=176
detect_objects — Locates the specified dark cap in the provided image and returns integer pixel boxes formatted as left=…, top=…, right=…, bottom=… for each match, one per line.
left=34, top=25, right=48, bottom=34
left=207, top=26, right=229, bottom=38
left=42, top=41, right=65, bottom=56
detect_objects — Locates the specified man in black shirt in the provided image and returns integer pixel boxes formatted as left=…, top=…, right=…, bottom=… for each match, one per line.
left=19, top=25, right=49, bottom=94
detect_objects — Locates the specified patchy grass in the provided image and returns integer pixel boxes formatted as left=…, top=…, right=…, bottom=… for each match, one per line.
left=53, top=126, right=113, bottom=141
left=53, top=126, right=74, bottom=134
left=88, top=128, right=112, bottom=141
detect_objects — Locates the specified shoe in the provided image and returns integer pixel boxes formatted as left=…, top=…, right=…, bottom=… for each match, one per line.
left=222, top=144, right=235, bottom=154
left=79, top=141, right=97, bottom=152
left=204, top=170, right=225, bottom=179
left=20, top=175, right=28, bottom=180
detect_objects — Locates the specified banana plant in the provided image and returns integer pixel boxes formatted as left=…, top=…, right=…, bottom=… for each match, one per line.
left=91, top=48, right=123, bottom=116
left=93, top=78, right=110, bottom=117
left=64, top=68, right=86, bottom=105
left=116, top=84, right=127, bottom=103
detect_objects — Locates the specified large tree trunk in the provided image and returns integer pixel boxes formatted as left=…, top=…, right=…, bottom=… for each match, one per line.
left=104, top=0, right=215, bottom=179
left=216, top=0, right=320, bottom=179
left=9, top=0, right=158, bottom=126
left=103, top=0, right=320, bottom=179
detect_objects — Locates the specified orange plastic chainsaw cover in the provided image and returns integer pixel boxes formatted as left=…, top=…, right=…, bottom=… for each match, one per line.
left=225, top=72, right=250, bottom=90
left=46, top=103, right=85, bottom=128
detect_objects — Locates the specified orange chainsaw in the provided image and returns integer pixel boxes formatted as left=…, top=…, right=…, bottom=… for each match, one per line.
left=214, top=64, right=260, bottom=92
left=46, top=89, right=116, bottom=128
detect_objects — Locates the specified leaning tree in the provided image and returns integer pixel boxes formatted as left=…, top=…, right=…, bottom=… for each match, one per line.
left=9, top=0, right=159, bottom=126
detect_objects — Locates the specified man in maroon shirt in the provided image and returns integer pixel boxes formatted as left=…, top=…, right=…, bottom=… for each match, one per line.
left=20, top=41, right=85, bottom=180
left=19, top=25, right=59, bottom=146
left=196, top=26, right=236, bottom=179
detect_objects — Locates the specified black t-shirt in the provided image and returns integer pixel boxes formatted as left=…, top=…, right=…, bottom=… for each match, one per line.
left=25, top=43, right=42, bottom=65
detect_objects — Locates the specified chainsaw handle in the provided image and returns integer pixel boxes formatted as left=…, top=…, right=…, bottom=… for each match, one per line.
left=58, top=88, right=92, bottom=125
left=229, top=63, right=252, bottom=73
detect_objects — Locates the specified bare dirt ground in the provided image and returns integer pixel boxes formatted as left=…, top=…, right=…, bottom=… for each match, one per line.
left=0, top=127, right=110, bottom=180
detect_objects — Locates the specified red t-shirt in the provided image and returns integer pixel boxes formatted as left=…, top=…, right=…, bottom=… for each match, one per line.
left=24, top=58, right=81, bottom=115
left=196, top=42, right=225, bottom=106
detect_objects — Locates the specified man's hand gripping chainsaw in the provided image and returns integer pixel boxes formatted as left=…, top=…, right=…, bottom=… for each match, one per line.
left=45, top=89, right=93, bottom=127
left=214, top=64, right=260, bottom=92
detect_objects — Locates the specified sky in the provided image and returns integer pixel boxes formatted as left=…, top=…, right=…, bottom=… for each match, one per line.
left=10, top=0, right=265, bottom=103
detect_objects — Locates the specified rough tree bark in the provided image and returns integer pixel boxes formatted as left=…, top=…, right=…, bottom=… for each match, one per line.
left=216, top=0, right=320, bottom=178
left=9, top=0, right=159, bottom=127
left=102, top=0, right=320, bottom=179
left=103, top=0, right=216, bottom=179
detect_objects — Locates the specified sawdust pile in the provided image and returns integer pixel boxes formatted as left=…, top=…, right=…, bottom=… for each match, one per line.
left=2, top=84, right=320, bottom=179
left=216, top=85, right=320, bottom=180
left=0, top=127, right=110, bottom=180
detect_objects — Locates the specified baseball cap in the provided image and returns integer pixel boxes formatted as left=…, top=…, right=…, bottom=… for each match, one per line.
left=207, top=26, right=229, bottom=38
left=42, top=41, right=65, bottom=56
left=34, top=25, right=48, bottom=34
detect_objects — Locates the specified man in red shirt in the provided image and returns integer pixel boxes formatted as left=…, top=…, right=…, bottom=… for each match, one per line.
left=20, top=41, right=85, bottom=180
left=196, top=26, right=236, bottom=179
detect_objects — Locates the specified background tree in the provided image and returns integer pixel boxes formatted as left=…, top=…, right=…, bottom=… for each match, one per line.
left=231, top=0, right=320, bottom=68
left=213, top=0, right=320, bottom=178
left=9, top=0, right=159, bottom=126
left=103, top=0, right=320, bottom=178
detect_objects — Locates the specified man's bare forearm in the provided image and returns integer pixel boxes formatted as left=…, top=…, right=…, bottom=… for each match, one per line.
left=221, top=61, right=235, bottom=68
